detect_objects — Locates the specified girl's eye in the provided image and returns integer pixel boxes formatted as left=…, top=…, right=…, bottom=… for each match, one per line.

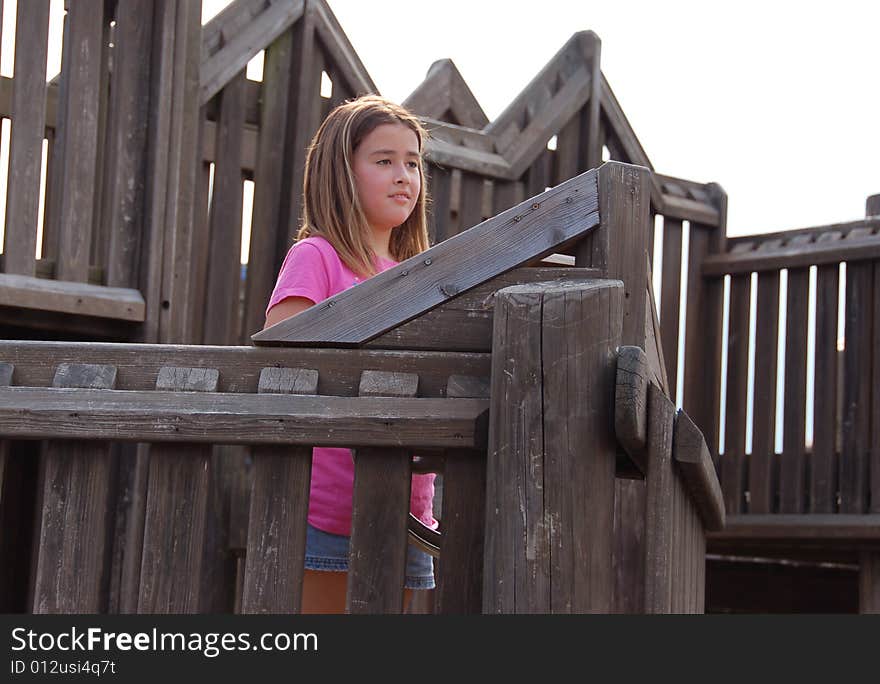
left=406, top=161, right=419, bottom=169
left=376, top=159, right=391, bottom=165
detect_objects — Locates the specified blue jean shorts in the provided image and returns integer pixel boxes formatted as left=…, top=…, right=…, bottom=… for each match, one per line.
left=305, top=523, right=435, bottom=590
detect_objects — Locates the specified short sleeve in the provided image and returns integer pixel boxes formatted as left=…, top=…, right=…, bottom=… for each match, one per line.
left=266, top=241, right=331, bottom=316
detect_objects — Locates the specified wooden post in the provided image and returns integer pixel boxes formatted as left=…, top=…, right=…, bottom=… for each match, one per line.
left=483, top=279, right=622, bottom=613
left=241, top=367, right=318, bottom=613
left=137, top=367, right=218, bottom=613
left=33, top=363, right=118, bottom=613
left=347, top=371, right=419, bottom=614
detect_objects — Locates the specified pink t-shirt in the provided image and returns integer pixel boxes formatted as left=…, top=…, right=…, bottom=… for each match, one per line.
left=266, top=235, right=437, bottom=536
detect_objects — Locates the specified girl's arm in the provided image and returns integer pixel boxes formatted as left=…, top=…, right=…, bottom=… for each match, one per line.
left=264, top=296, right=313, bottom=329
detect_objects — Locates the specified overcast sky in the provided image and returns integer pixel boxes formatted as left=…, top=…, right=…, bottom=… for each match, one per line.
left=70, top=0, right=880, bottom=240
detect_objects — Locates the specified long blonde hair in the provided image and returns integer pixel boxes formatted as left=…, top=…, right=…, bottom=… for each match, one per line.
left=297, top=95, right=430, bottom=277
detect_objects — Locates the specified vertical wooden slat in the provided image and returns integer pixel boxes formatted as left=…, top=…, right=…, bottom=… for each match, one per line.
left=525, top=148, right=552, bottom=200
left=242, top=27, right=295, bottom=338
left=722, top=274, right=750, bottom=514
left=33, top=363, right=118, bottom=613
left=811, top=262, right=839, bottom=512
left=457, top=171, right=484, bottom=233
left=55, top=0, right=105, bottom=282
left=435, top=375, right=488, bottom=614
left=241, top=367, right=318, bottom=614
left=779, top=267, right=809, bottom=513
left=91, top=15, right=114, bottom=276
left=204, top=71, right=246, bottom=344
left=554, top=109, right=581, bottom=184
left=660, top=217, right=683, bottom=399
left=347, top=371, right=419, bottom=614
left=491, top=179, right=524, bottom=217
left=188, top=159, right=212, bottom=344
left=106, top=0, right=155, bottom=289
left=861, top=551, right=880, bottom=613
left=840, top=262, right=872, bottom=513
left=137, top=366, right=218, bottom=613
left=749, top=270, right=780, bottom=512
left=3, top=0, right=51, bottom=276
left=427, top=163, right=452, bottom=245
left=871, top=261, right=880, bottom=513
left=583, top=32, right=602, bottom=171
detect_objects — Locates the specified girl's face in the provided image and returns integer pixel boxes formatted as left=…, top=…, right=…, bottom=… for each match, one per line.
left=352, top=122, right=421, bottom=234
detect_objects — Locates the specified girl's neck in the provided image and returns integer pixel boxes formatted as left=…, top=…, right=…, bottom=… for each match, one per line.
left=367, top=226, right=394, bottom=262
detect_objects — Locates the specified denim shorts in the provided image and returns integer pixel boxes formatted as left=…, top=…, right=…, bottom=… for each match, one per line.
left=305, top=523, right=435, bottom=590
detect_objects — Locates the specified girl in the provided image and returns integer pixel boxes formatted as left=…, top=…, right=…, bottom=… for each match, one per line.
left=264, top=95, right=436, bottom=613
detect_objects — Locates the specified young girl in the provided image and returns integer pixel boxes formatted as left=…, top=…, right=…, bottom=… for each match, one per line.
left=264, top=95, right=436, bottom=613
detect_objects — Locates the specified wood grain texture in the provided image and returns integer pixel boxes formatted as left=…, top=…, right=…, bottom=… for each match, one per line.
left=659, top=217, right=683, bottom=396
left=614, top=345, right=648, bottom=475
left=860, top=551, right=880, bottom=614
left=722, top=274, right=750, bottom=514
left=254, top=169, right=600, bottom=346
left=33, top=363, right=118, bottom=613
left=811, top=264, right=839, bottom=512
left=241, top=367, right=316, bottom=613
left=673, top=409, right=725, bottom=532
left=0, top=274, right=145, bottom=321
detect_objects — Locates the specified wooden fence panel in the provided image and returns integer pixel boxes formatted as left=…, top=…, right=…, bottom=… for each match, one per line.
left=722, top=274, right=750, bottom=514
left=811, top=262, right=840, bottom=512
left=458, top=171, right=484, bottom=233
left=749, top=270, right=779, bottom=512
left=32, top=363, right=117, bottom=613
left=780, top=266, right=809, bottom=513
left=241, top=367, right=318, bottom=613
left=872, top=261, right=880, bottom=514
left=3, top=0, right=51, bottom=276
left=137, top=367, right=218, bottom=613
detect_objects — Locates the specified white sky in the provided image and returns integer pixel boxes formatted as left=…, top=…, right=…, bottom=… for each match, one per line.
left=203, top=0, right=879, bottom=238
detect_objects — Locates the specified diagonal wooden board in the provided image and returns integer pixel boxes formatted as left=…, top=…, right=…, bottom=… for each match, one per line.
left=252, top=168, right=600, bottom=347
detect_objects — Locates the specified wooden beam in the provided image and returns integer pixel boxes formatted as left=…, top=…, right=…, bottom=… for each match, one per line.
left=254, top=169, right=599, bottom=346
left=0, top=274, right=145, bottom=321
left=673, top=409, right=725, bottom=532
left=709, top=515, right=880, bottom=541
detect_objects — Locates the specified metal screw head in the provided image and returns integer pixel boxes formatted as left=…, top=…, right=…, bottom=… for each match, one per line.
left=424, top=258, right=432, bottom=265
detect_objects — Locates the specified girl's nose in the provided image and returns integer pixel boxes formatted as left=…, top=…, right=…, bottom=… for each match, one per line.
left=393, top=162, right=410, bottom=183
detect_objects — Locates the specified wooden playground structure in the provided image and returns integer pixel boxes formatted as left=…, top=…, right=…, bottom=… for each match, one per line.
left=0, top=0, right=877, bottom=613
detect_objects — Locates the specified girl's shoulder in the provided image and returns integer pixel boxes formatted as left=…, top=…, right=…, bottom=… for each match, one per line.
left=291, top=235, right=339, bottom=260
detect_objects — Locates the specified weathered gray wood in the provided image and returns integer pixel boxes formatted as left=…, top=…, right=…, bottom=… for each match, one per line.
left=55, top=1, right=104, bottom=282
left=404, top=59, right=488, bottom=129
left=659, top=216, right=683, bottom=395
left=33, top=363, right=118, bottom=613
left=673, top=409, right=725, bottom=532
left=484, top=279, right=622, bottom=613
left=722, top=274, right=750, bottom=514
left=749, top=270, right=779, bottom=513
left=310, top=0, right=375, bottom=98
left=860, top=552, right=880, bottom=614
left=241, top=367, right=317, bottom=614
left=0, top=274, right=145, bottom=320
left=643, top=383, right=676, bottom=613
left=458, top=171, right=485, bottom=232
left=200, top=0, right=305, bottom=105
left=614, top=345, right=648, bottom=475
left=709, top=514, right=880, bottom=541
left=204, top=70, right=246, bottom=345
left=582, top=32, right=602, bottom=171
left=138, top=365, right=219, bottom=613
left=367, top=266, right=600, bottom=353
left=811, top=264, right=839, bottom=513
left=841, top=262, right=873, bottom=513
left=347, top=371, right=419, bottom=613
left=0, top=387, right=489, bottom=448
left=254, top=169, right=600, bottom=346
left=155, top=366, right=220, bottom=392
left=3, top=0, right=51, bottom=276
left=866, top=195, right=880, bottom=217
left=0, top=340, right=489, bottom=396
left=426, top=163, right=453, bottom=245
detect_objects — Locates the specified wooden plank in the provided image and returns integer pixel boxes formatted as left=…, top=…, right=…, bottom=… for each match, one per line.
left=708, top=514, right=880, bottom=541
left=105, top=0, right=154, bottom=289
left=614, top=345, right=648, bottom=475
left=525, top=149, right=552, bottom=200
left=840, top=262, right=873, bottom=513
left=722, top=274, right=750, bottom=514
left=403, top=60, right=487, bottom=129
left=643, top=384, right=676, bottom=613
left=32, top=363, right=118, bottom=613
left=347, top=371, right=418, bottom=613
left=554, top=108, right=581, bottom=183
left=368, top=266, right=600, bottom=353
left=241, top=367, right=317, bottom=613
left=660, top=217, right=683, bottom=396
left=873, top=262, right=880, bottom=514
left=0, top=387, right=489, bottom=448
left=201, top=0, right=264, bottom=61
left=0, top=340, right=490, bottom=397
left=3, top=0, right=51, bottom=276
left=138, top=367, right=218, bottom=613
left=779, top=267, right=809, bottom=513
left=582, top=32, right=602, bottom=171
left=703, top=231, right=880, bottom=275
left=241, top=27, right=295, bottom=340
left=54, top=1, right=105, bottom=282
left=542, top=279, right=621, bottom=612
left=0, top=273, right=145, bottom=321
left=204, top=70, right=246, bottom=344
left=254, top=169, right=600, bottom=346
left=811, top=264, right=839, bottom=512
left=673, top=409, right=725, bottom=532
left=749, top=271, right=780, bottom=513
left=200, top=0, right=305, bottom=105
left=426, top=163, right=453, bottom=245
left=860, top=552, right=880, bottom=613
left=458, top=172, right=484, bottom=232
left=310, top=0, right=375, bottom=97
